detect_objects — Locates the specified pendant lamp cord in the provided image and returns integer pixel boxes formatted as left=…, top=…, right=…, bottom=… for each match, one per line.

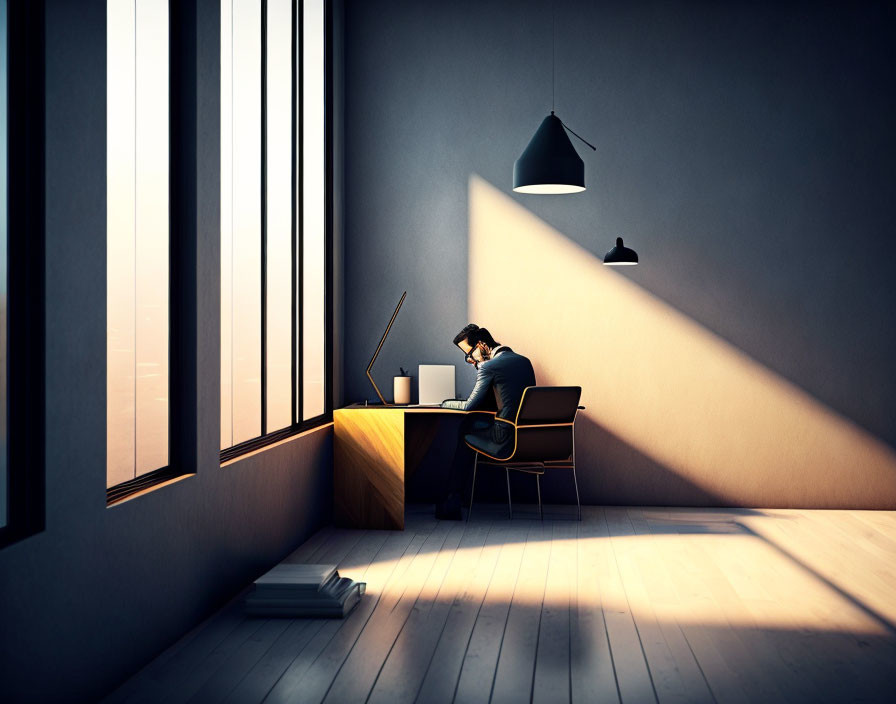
left=551, top=0, right=557, bottom=113
left=551, top=0, right=596, bottom=151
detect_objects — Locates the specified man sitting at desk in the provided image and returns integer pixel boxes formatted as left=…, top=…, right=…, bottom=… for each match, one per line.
left=437, top=323, right=536, bottom=519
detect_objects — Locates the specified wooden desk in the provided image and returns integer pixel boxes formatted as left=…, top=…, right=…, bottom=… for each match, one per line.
left=334, top=405, right=492, bottom=529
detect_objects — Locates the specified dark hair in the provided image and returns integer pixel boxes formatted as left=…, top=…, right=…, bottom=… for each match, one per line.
left=452, top=323, right=498, bottom=349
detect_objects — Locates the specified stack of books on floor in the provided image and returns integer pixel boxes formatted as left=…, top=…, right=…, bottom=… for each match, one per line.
left=244, top=563, right=365, bottom=618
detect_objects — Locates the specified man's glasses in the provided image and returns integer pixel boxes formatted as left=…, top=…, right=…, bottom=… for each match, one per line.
left=464, top=352, right=475, bottom=364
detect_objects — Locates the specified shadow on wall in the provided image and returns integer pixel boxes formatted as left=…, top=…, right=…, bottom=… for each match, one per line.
left=567, top=414, right=726, bottom=508
left=467, top=174, right=896, bottom=509
left=402, top=411, right=725, bottom=508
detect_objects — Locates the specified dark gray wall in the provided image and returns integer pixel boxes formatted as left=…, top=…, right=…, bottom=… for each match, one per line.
left=0, top=1, right=340, bottom=701
left=343, top=0, right=896, bottom=506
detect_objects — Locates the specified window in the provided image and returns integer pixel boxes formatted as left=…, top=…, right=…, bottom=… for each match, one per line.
left=106, top=0, right=170, bottom=489
left=1, top=0, right=44, bottom=547
left=302, top=0, right=326, bottom=420
left=221, top=0, right=331, bottom=459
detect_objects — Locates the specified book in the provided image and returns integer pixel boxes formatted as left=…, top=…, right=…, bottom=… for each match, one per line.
left=245, top=563, right=365, bottom=618
left=245, top=582, right=363, bottom=618
left=246, top=577, right=356, bottom=608
left=253, top=563, right=338, bottom=592
left=253, top=571, right=341, bottom=598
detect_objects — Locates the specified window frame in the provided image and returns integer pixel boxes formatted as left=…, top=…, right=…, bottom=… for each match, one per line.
left=1, top=0, right=45, bottom=549
left=106, top=0, right=192, bottom=506
left=219, top=0, right=333, bottom=464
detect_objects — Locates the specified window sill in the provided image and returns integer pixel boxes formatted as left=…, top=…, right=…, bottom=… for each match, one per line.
left=107, top=471, right=195, bottom=508
left=220, top=417, right=334, bottom=467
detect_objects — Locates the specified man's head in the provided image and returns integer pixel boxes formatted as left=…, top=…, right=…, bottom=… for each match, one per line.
left=452, top=323, right=499, bottom=367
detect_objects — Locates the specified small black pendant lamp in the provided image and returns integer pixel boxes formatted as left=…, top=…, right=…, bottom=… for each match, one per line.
left=513, top=4, right=595, bottom=194
left=603, top=237, right=639, bottom=265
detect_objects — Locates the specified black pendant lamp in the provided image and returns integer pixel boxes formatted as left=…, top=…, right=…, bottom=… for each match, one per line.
left=513, top=5, right=595, bottom=194
left=603, top=237, right=639, bottom=265
left=514, top=112, right=587, bottom=193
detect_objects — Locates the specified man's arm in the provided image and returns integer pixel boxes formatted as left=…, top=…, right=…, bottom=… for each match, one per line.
left=440, top=363, right=495, bottom=411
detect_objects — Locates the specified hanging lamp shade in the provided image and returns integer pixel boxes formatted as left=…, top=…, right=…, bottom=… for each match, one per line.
left=513, top=112, right=585, bottom=194
left=603, top=237, right=639, bottom=265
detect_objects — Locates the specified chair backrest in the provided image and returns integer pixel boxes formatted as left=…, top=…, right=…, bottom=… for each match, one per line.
left=509, top=386, right=581, bottom=463
left=515, top=386, right=581, bottom=425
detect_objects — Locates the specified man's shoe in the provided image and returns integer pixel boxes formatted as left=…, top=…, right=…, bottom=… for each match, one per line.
left=435, top=493, right=462, bottom=520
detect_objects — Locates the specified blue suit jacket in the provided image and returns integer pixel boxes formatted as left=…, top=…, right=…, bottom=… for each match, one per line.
left=440, top=347, right=536, bottom=457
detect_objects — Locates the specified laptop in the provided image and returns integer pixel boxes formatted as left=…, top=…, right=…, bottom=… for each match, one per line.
left=417, top=364, right=455, bottom=405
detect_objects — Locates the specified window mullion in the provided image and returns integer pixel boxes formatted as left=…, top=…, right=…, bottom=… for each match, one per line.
left=260, top=0, right=268, bottom=437
left=291, top=0, right=298, bottom=427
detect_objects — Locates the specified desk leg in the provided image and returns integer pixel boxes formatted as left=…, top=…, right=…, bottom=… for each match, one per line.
left=404, top=414, right=443, bottom=483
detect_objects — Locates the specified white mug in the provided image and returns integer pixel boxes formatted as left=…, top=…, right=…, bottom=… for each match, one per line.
left=393, top=376, right=411, bottom=405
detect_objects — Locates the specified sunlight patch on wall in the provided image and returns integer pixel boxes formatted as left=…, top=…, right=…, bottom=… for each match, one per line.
left=467, top=174, right=896, bottom=508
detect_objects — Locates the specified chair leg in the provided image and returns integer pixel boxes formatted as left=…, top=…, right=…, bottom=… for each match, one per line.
left=536, top=474, right=543, bottom=522
left=467, top=453, right=478, bottom=522
left=572, top=426, right=581, bottom=521
left=505, top=469, right=513, bottom=520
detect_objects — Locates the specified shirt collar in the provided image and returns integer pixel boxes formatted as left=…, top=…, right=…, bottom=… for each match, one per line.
left=490, top=344, right=509, bottom=358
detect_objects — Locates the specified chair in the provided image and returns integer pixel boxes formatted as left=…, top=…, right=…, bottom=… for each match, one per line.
left=465, top=386, right=583, bottom=521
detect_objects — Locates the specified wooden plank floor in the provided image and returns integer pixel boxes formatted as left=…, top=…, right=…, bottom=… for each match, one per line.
left=104, top=506, right=896, bottom=703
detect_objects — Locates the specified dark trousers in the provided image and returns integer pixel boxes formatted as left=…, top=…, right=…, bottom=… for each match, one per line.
left=445, top=414, right=493, bottom=498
